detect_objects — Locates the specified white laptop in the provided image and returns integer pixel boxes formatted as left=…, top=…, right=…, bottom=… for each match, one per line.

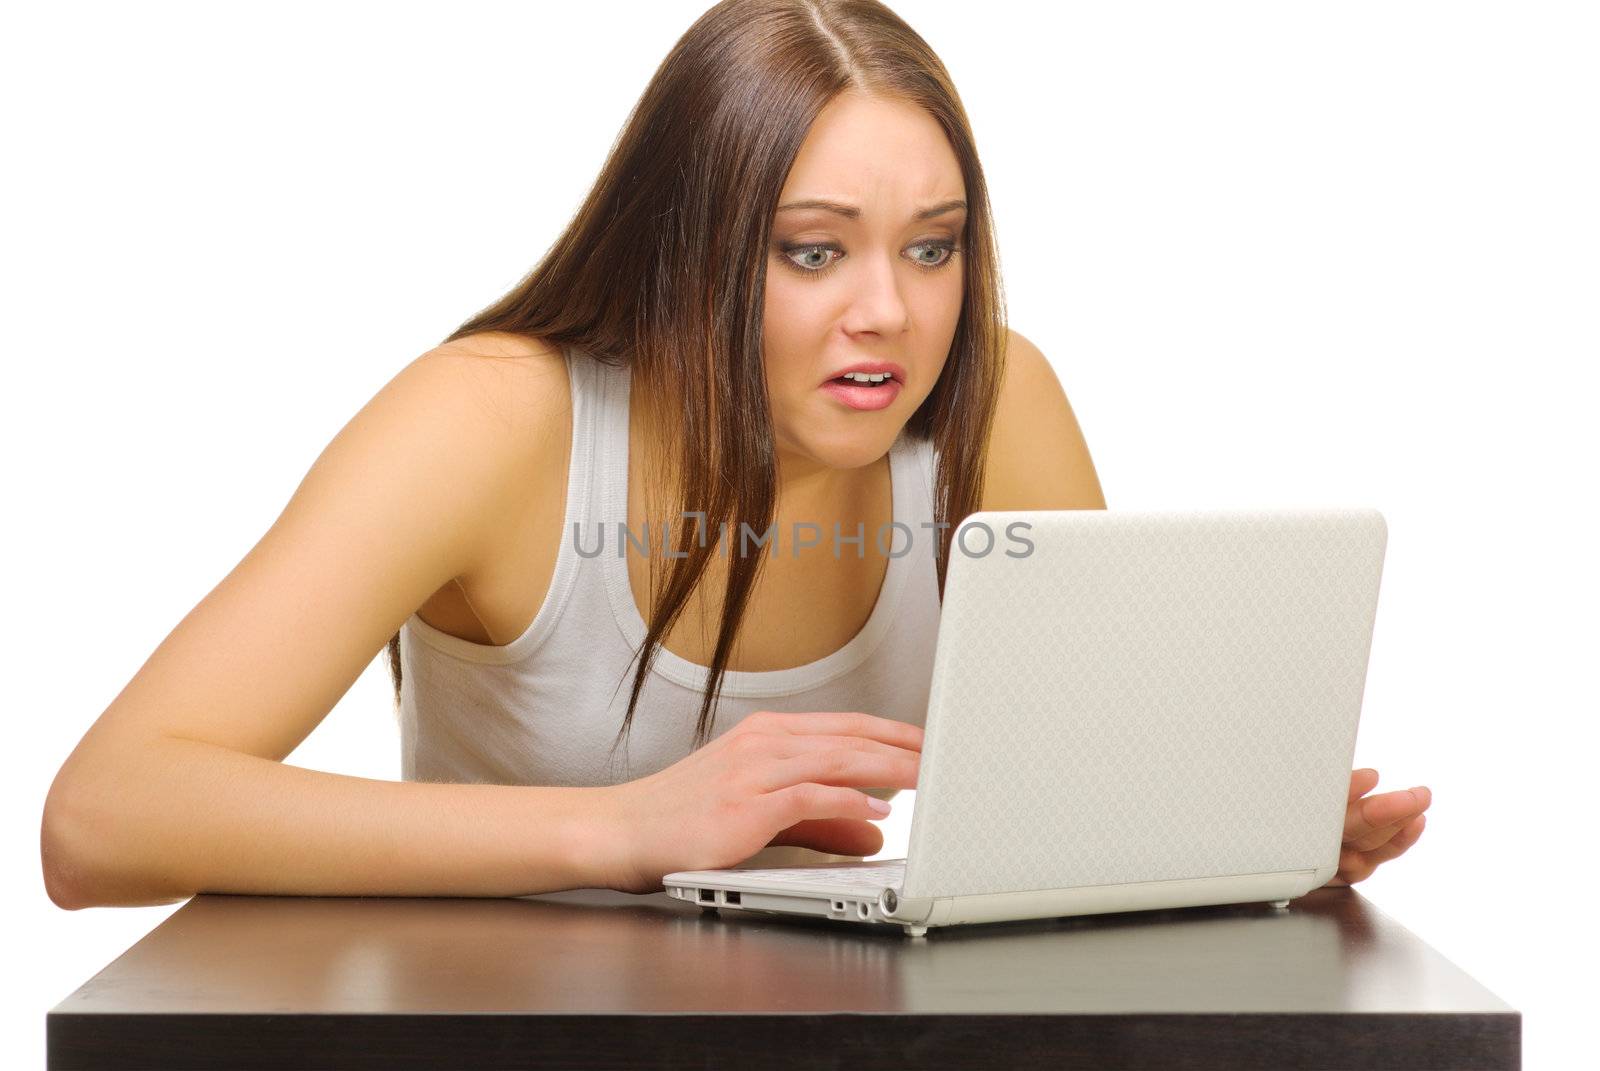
left=663, top=507, right=1390, bottom=937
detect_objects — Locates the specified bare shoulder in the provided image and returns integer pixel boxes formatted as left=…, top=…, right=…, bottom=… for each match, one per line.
left=980, top=328, right=1107, bottom=511
left=384, top=331, right=574, bottom=568
left=408, top=331, right=571, bottom=468
left=426, top=330, right=571, bottom=428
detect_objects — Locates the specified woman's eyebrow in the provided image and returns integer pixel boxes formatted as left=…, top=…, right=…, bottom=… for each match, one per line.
left=775, top=198, right=967, bottom=221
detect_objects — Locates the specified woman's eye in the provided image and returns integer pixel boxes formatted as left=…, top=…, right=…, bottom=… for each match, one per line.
left=911, top=241, right=958, bottom=268
left=776, top=240, right=960, bottom=278
left=788, top=245, right=837, bottom=271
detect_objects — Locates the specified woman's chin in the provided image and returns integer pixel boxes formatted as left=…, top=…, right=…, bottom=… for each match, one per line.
left=773, top=397, right=906, bottom=472
left=780, top=432, right=898, bottom=474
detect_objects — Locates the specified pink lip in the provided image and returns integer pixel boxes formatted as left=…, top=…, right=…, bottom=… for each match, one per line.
left=819, top=376, right=903, bottom=412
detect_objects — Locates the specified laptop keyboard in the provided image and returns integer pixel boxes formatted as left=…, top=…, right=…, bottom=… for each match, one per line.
left=734, top=860, right=906, bottom=889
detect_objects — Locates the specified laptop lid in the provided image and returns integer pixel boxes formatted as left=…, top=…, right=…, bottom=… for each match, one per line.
left=901, top=507, right=1388, bottom=902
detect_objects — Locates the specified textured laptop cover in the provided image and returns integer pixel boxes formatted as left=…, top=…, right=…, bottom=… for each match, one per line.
left=901, top=507, right=1389, bottom=902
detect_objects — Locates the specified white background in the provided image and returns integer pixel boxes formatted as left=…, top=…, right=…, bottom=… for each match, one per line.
left=6, top=1, right=1595, bottom=1066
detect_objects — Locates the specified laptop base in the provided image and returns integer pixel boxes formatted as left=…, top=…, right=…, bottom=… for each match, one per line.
left=668, top=866, right=1328, bottom=938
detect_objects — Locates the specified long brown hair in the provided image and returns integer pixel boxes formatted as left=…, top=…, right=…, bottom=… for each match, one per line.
left=386, top=0, right=1007, bottom=763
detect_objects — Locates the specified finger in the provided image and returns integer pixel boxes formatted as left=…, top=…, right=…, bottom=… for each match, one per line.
left=1364, top=813, right=1426, bottom=867
left=767, top=816, right=886, bottom=857
left=757, top=783, right=899, bottom=841
left=759, top=747, right=920, bottom=793
left=1336, top=813, right=1427, bottom=884
left=1344, top=789, right=1432, bottom=851
left=752, top=711, right=925, bottom=752
left=1348, top=768, right=1380, bottom=802
left=1347, top=813, right=1415, bottom=853
left=1342, top=786, right=1431, bottom=840
left=1334, top=847, right=1378, bottom=886
left=763, top=733, right=923, bottom=767
left=1346, top=799, right=1431, bottom=852
left=1343, top=786, right=1431, bottom=841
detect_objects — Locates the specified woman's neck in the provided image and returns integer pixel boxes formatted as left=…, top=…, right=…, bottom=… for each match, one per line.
left=630, top=382, right=881, bottom=542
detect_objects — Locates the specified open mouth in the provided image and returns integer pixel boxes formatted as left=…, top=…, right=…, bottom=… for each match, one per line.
left=820, top=372, right=902, bottom=411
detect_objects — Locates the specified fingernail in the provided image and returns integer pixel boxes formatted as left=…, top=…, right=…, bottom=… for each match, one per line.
left=1409, top=787, right=1430, bottom=804
left=868, top=798, right=892, bottom=816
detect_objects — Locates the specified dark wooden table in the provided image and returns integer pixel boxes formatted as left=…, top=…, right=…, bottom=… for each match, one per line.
left=48, top=886, right=1519, bottom=1070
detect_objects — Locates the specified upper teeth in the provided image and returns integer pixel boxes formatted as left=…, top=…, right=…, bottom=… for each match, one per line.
left=842, top=371, right=893, bottom=383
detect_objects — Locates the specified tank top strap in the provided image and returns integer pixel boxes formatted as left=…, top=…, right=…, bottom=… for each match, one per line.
left=566, top=346, right=620, bottom=534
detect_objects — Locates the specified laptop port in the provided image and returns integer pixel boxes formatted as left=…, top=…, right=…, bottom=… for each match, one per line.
left=832, top=901, right=845, bottom=912
left=725, top=891, right=741, bottom=905
left=858, top=901, right=870, bottom=919
left=698, top=888, right=715, bottom=903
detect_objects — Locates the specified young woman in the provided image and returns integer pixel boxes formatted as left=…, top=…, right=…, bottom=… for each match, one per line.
left=41, top=0, right=1429, bottom=908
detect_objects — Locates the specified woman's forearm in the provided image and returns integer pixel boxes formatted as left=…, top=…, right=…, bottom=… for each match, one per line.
left=42, top=735, right=619, bottom=909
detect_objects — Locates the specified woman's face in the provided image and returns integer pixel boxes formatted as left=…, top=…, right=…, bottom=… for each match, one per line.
left=763, top=90, right=967, bottom=476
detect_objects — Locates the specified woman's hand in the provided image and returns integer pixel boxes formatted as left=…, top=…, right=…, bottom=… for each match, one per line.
left=597, top=710, right=922, bottom=895
left=1323, top=768, right=1431, bottom=887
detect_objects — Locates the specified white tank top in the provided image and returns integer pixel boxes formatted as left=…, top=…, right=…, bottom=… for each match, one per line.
left=398, top=344, right=942, bottom=868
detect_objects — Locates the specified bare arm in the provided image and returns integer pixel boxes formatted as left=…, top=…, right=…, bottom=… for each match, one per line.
left=43, top=737, right=618, bottom=906
left=40, top=339, right=616, bottom=908
left=980, top=328, right=1108, bottom=512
